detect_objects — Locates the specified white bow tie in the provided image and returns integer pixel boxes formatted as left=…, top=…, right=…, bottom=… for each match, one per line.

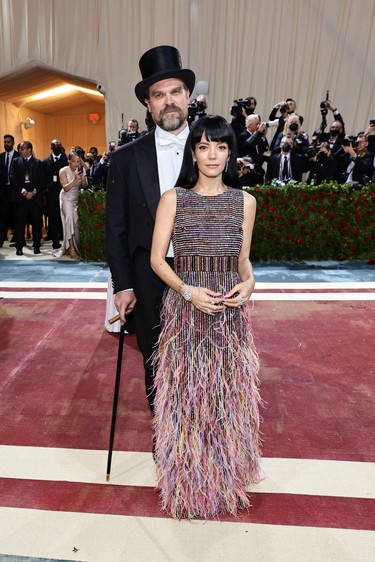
left=156, top=135, right=186, bottom=150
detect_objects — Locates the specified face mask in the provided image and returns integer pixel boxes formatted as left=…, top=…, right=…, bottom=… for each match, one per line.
left=281, top=143, right=292, bottom=153
left=329, top=129, right=339, bottom=137
left=52, top=146, right=62, bottom=156
left=289, top=122, right=299, bottom=132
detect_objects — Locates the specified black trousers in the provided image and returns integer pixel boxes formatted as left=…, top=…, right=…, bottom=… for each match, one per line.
left=14, top=199, right=42, bottom=250
left=0, top=185, right=14, bottom=241
left=131, top=249, right=173, bottom=414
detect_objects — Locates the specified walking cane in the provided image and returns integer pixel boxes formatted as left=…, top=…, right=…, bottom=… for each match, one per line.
left=106, top=313, right=126, bottom=482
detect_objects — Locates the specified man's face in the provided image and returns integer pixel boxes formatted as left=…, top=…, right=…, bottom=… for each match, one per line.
left=127, top=120, right=138, bottom=132
left=145, top=78, right=189, bottom=134
left=330, top=121, right=342, bottom=134
left=248, top=98, right=257, bottom=110
left=4, top=137, right=14, bottom=151
left=287, top=100, right=296, bottom=112
left=247, top=118, right=260, bottom=133
left=355, top=135, right=368, bottom=152
left=19, top=143, right=32, bottom=157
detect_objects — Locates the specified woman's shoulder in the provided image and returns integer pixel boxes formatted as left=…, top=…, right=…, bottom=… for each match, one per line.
left=159, top=187, right=178, bottom=207
left=242, top=189, right=257, bottom=209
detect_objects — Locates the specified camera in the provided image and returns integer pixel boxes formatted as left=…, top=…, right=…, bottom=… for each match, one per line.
left=320, top=90, right=329, bottom=116
left=293, top=132, right=308, bottom=146
left=342, top=135, right=357, bottom=147
left=187, top=98, right=207, bottom=123
left=118, top=129, right=138, bottom=146
left=307, top=146, right=320, bottom=158
left=230, top=98, right=252, bottom=117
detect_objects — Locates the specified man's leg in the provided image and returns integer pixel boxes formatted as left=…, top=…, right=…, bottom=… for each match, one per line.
left=131, top=250, right=166, bottom=415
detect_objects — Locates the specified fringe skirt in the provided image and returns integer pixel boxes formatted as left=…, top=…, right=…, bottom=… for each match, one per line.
left=152, top=269, right=262, bottom=520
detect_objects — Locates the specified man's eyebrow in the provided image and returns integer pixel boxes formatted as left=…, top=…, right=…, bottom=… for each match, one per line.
left=151, top=86, right=183, bottom=95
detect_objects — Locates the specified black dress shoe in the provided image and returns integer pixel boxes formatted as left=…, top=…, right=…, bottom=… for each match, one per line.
left=34, top=247, right=41, bottom=255
left=16, top=249, right=23, bottom=256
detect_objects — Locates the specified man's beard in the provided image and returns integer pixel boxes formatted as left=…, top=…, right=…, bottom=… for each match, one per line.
left=156, top=104, right=187, bottom=131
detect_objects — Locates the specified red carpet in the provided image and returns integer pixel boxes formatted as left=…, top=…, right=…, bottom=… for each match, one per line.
left=0, top=294, right=374, bottom=532
left=1, top=298, right=373, bottom=461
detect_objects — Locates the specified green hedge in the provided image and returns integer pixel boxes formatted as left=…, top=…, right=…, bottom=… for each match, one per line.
left=78, top=182, right=375, bottom=262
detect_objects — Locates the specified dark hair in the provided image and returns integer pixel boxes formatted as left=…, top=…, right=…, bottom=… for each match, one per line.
left=176, top=115, right=240, bottom=189
left=4, top=134, right=15, bottom=143
left=20, top=140, right=33, bottom=150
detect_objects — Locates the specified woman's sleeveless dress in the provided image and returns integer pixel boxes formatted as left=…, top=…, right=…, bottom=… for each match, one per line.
left=153, top=187, right=262, bottom=519
left=59, top=166, right=81, bottom=255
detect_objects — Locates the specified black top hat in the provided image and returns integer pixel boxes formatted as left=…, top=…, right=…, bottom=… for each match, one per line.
left=135, top=45, right=196, bottom=106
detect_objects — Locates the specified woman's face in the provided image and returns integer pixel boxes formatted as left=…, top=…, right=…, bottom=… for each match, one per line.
left=69, top=156, right=80, bottom=170
left=193, top=132, right=229, bottom=179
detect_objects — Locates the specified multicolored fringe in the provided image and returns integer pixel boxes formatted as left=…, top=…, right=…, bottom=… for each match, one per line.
left=152, top=270, right=262, bottom=520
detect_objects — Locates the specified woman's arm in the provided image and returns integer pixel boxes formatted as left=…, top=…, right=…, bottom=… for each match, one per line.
left=224, top=191, right=256, bottom=305
left=59, top=168, right=79, bottom=192
left=150, top=188, right=180, bottom=290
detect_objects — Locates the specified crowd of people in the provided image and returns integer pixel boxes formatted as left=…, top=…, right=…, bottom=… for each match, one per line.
left=1, top=94, right=373, bottom=257
left=232, top=97, right=375, bottom=187
left=0, top=138, right=110, bottom=256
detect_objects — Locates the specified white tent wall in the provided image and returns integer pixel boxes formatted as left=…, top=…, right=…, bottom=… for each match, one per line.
left=1, top=0, right=374, bottom=147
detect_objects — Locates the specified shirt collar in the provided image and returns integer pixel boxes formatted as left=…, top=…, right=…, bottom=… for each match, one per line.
left=155, top=123, right=189, bottom=147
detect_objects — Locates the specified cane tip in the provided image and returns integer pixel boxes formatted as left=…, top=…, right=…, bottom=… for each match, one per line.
left=106, top=473, right=110, bottom=482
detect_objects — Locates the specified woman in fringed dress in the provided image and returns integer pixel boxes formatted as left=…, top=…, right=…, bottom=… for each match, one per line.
left=150, top=115, right=262, bottom=519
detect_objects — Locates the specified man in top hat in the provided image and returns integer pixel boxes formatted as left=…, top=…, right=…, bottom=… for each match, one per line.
left=106, top=45, right=195, bottom=414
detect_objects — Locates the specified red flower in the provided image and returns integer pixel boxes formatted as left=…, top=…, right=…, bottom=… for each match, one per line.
left=85, top=243, right=91, bottom=253
left=95, top=203, right=103, bottom=210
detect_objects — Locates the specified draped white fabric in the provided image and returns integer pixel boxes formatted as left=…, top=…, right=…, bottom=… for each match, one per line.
left=0, top=0, right=374, bottom=148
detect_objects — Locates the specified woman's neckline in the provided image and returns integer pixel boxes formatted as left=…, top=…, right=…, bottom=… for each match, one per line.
left=190, top=187, right=230, bottom=197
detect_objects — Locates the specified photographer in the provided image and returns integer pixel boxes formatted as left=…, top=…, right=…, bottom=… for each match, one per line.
left=266, top=134, right=308, bottom=184
left=187, top=94, right=207, bottom=125
left=273, top=114, right=309, bottom=155
left=230, top=96, right=257, bottom=140
left=307, top=142, right=338, bottom=185
left=237, top=115, right=269, bottom=185
left=316, top=100, right=346, bottom=152
left=93, top=149, right=112, bottom=189
left=268, top=98, right=304, bottom=150
left=336, top=133, right=374, bottom=187
left=118, top=119, right=141, bottom=146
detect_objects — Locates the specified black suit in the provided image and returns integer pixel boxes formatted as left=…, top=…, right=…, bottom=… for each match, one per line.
left=43, top=153, right=68, bottom=248
left=0, top=150, right=19, bottom=243
left=266, top=151, right=307, bottom=184
left=10, top=156, right=45, bottom=251
left=106, top=131, right=172, bottom=412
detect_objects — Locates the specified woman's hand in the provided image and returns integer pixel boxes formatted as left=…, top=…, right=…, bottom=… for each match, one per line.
left=223, top=277, right=255, bottom=308
left=190, top=287, right=225, bottom=316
